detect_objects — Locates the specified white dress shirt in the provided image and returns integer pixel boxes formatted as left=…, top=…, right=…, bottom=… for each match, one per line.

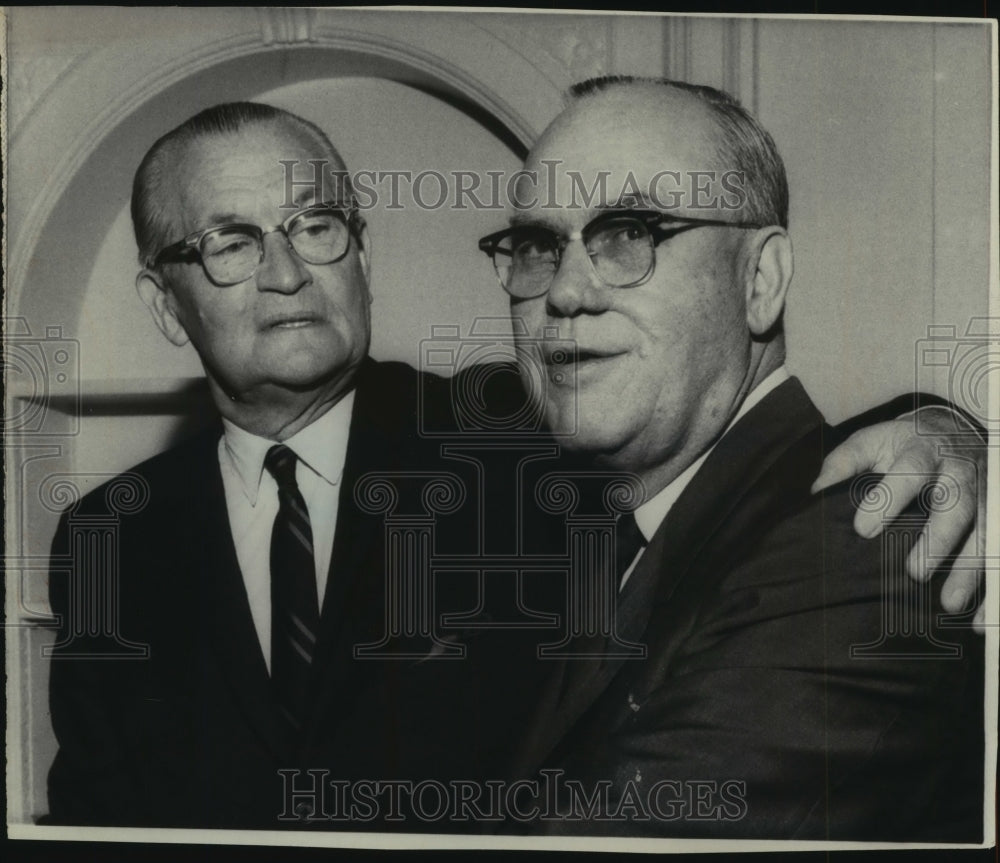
left=619, top=367, right=790, bottom=589
left=218, top=391, right=355, bottom=672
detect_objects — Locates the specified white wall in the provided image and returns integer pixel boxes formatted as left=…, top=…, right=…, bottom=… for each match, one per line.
left=758, top=19, right=993, bottom=423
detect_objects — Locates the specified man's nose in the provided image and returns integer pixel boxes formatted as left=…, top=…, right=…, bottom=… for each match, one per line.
left=255, top=231, right=311, bottom=294
left=545, top=241, right=607, bottom=317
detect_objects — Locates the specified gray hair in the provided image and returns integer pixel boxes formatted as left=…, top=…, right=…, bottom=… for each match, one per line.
left=131, top=102, right=351, bottom=265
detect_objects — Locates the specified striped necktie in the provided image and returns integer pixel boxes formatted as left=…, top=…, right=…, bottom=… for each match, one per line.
left=265, top=444, right=319, bottom=732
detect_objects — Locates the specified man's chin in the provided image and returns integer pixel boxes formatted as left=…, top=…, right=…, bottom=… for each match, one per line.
left=558, top=432, right=621, bottom=454
left=545, top=411, right=627, bottom=455
left=242, top=352, right=362, bottom=396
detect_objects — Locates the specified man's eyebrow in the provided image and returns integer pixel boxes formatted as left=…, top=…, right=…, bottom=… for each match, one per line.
left=201, top=197, right=323, bottom=229
left=509, top=213, right=561, bottom=229
left=290, top=188, right=321, bottom=209
left=595, top=191, right=656, bottom=212
left=203, top=212, right=251, bottom=227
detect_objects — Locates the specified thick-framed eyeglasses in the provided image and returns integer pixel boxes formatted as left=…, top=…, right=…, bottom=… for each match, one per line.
left=478, top=209, right=765, bottom=299
left=148, top=203, right=363, bottom=287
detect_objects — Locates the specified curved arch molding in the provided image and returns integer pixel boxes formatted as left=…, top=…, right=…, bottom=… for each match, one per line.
left=9, top=9, right=755, bottom=328
left=8, top=8, right=581, bottom=323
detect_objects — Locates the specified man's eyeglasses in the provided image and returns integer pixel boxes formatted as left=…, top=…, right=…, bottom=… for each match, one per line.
left=477, top=210, right=765, bottom=299
left=148, top=203, right=363, bottom=287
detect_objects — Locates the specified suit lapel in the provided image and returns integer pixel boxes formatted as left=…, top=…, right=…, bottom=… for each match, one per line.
left=303, top=361, right=421, bottom=738
left=510, top=539, right=665, bottom=781
left=316, top=361, right=407, bottom=645
left=189, top=432, right=288, bottom=757
left=513, top=379, right=826, bottom=778
left=644, top=378, right=824, bottom=611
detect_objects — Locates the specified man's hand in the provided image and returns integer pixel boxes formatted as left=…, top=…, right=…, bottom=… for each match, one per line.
left=812, top=406, right=987, bottom=632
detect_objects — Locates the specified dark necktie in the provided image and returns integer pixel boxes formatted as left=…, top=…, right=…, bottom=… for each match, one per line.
left=265, top=444, right=319, bottom=732
left=615, top=510, right=647, bottom=589
left=555, top=509, right=649, bottom=708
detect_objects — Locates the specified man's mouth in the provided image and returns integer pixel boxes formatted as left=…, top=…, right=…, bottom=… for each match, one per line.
left=263, top=313, right=322, bottom=330
left=544, top=347, right=623, bottom=366
left=542, top=347, right=625, bottom=384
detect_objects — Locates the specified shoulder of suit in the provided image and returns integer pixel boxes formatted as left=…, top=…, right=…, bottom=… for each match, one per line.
left=358, top=358, right=523, bottom=435
left=355, top=358, right=446, bottom=407
left=66, top=426, right=222, bottom=519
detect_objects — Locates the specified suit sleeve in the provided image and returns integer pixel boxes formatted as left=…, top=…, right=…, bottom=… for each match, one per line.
left=44, top=511, right=144, bottom=826
left=538, top=495, right=983, bottom=840
left=829, top=391, right=985, bottom=445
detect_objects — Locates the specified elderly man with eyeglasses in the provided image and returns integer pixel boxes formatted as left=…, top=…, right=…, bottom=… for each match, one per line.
left=479, top=77, right=986, bottom=840
left=44, top=96, right=985, bottom=832
left=46, top=103, right=435, bottom=828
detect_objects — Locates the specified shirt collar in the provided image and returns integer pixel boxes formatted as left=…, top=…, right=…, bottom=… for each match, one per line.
left=221, top=390, right=356, bottom=506
left=634, top=366, right=789, bottom=542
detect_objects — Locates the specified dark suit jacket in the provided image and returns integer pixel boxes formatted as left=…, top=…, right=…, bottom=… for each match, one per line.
left=44, top=358, right=514, bottom=829
left=507, top=378, right=984, bottom=841
left=45, top=359, right=981, bottom=834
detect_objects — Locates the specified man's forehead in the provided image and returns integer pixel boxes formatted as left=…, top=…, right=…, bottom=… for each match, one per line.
left=556, top=82, right=716, bottom=135
left=183, top=126, right=339, bottom=177
left=168, top=126, right=345, bottom=223
left=530, top=87, right=717, bottom=167
left=511, top=88, right=727, bottom=226
left=508, top=190, right=660, bottom=230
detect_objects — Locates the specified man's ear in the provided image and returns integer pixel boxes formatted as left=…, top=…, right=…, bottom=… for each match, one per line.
left=744, top=227, right=793, bottom=337
left=136, top=269, right=191, bottom=347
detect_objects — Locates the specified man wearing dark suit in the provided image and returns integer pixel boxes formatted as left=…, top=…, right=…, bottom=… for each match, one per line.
left=46, top=99, right=984, bottom=832
left=43, top=102, right=461, bottom=828
left=480, top=77, right=985, bottom=839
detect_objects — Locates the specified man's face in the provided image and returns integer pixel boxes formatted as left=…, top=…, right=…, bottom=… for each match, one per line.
left=146, top=123, right=371, bottom=402
left=511, top=88, right=758, bottom=482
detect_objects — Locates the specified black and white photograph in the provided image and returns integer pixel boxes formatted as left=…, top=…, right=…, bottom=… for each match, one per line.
left=2, top=6, right=997, bottom=857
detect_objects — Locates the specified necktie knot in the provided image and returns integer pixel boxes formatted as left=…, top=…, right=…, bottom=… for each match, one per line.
left=265, top=444, right=299, bottom=493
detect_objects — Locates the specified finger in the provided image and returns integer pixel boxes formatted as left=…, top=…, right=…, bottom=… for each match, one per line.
left=938, top=531, right=974, bottom=610
left=908, top=490, right=975, bottom=583
left=856, top=467, right=933, bottom=541
left=812, top=425, right=892, bottom=493
left=972, top=604, right=985, bottom=636
left=955, top=513, right=984, bottom=572
left=939, top=564, right=980, bottom=615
